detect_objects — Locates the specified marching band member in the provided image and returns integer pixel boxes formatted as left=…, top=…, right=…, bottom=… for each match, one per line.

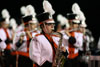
left=64, top=13, right=83, bottom=67
left=29, top=0, right=69, bottom=67
left=0, top=17, right=7, bottom=58
left=29, top=12, right=68, bottom=67
left=0, top=17, right=14, bottom=67
left=12, top=15, right=39, bottom=67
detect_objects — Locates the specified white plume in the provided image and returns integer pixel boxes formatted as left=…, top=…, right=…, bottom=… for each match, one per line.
left=1, top=9, right=10, bottom=19
left=43, top=0, right=55, bottom=17
left=72, top=3, right=81, bottom=14
left=78, top=11, right=86, bottom=21
left=9, top=18, right=18, bottom=31
left=5, top=18, right=10, bottom=24
left=20, top=6, right=27, bottom=16
left=15, top=24, right=24, bottom=33
left=26, top=4, right=36, bottom=17
left=57, top=14, right=70, bottom=28
left=72, top=3, right=86, bottom=25
left=80, top=20, right=87, bottom=27
left=97, top=37, right=100, bottom=49
left=57, top=14, right=65, bottom=25
left=1, top=9, right=10, bottom=24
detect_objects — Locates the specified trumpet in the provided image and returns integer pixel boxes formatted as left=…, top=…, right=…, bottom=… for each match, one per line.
left=61, top=28, right=80, bottom=37
left=68, top=28, right=80, bottom=32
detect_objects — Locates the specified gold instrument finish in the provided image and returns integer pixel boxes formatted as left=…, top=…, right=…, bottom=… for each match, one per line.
left=52, top=32, right=65, bottom=67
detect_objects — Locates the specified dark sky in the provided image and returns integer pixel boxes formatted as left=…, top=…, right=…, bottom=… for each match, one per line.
left=0, top=0, right=100, bottom=42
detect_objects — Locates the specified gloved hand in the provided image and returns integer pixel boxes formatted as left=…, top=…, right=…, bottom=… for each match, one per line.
left=41, top=61, right=52, bottom=67
left=16, top=40, right=25, bottom=47
left=62, top=50, right=68, bottom=58
left=0, top=38, right=2, bottom=42
left=68, top=36, right=76, bottom=45
left=5, top=38, right=12, bottom=44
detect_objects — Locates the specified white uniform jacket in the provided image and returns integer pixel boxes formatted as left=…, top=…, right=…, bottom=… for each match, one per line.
left=74, top=32, right=83, bottom=48
left=0, top=41, right=6, bottom=50
left=29, top=33, right=69, bottom=66
left=13, top=30, right=39, bottom=52
left=0, top=28, right=12, bottom=49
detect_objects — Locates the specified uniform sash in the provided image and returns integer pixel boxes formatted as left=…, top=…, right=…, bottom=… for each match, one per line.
left=43, top=32, right=58, bottom=61
left=3, top=28, right=11, bottom=50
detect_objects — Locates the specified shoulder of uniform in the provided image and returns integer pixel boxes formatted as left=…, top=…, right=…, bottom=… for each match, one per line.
left=52, top=34, right=59, bottom=37
left=33, top=30, right=38, bottom=33
left=0, top=28, right=5, bottom=32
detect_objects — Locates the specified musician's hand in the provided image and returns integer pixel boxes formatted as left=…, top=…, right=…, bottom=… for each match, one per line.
left=68, top=36, right=76, bottom=45
left=26, top=31, right=32, bottom=39
left=19, top=34, right=24, bottom=43
left=52, top=62, right=57, bottom=67
left=5, top=38, right=12, bottom=44
left=0, top=38, right=2, bottom=42
left=60, top=46, right=66, bottom=52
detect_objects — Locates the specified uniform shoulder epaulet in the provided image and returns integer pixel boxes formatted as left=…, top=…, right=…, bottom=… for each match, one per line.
left=16, top=30, right=24, bottom=33
left=35, top=34, right=42, bottom=37
left=52, top=34, right=59, bottom=37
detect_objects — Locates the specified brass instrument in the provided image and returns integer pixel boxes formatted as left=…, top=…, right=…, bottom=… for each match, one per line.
left=52, top=32, right=65, bottom=67
left=63, top=28, right=80, bottom=37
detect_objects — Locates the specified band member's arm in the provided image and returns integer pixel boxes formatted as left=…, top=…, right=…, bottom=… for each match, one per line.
left=15, top=33, right=25, bottom=48
left=26, top=30, right=32, bottom=39
left=0, top=38, right=6, bottom=50
left=29, top=37, right=44, bottom=66
left=15, top=39, right=25, bottom=48
left=0, top=38, right=2, bottom=42
left=13, top=32, right=25, bottom=49
left=61, top=46, right=68, bottom=58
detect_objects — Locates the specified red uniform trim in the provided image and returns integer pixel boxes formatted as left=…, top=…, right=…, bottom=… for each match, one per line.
left=68, top=45, right=79, bottom=59
left=35, top=34, right=42, bottom=37
left=68, top=31, right=79, bottom=59
left=11, top=51, right=29, bottom=57
left=3, top=28, right=11, bottom=50
left=33, top=64, right=38, bottom=67
left=44, top=33, right=58, bottom=61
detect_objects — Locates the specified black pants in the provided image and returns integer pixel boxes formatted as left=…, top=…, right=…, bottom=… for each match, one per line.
left=35, top=61, right=52, bottom=67
left=0, top=56, right=5, bottom=67
left=64, top=56, right=80, bottom=67
left=18, top=55, right=33, bottom=67
left=4, top=49, right=14, bottom=67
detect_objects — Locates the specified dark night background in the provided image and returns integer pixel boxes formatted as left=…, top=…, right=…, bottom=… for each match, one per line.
left=0, top=0, right=100, bottom=43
